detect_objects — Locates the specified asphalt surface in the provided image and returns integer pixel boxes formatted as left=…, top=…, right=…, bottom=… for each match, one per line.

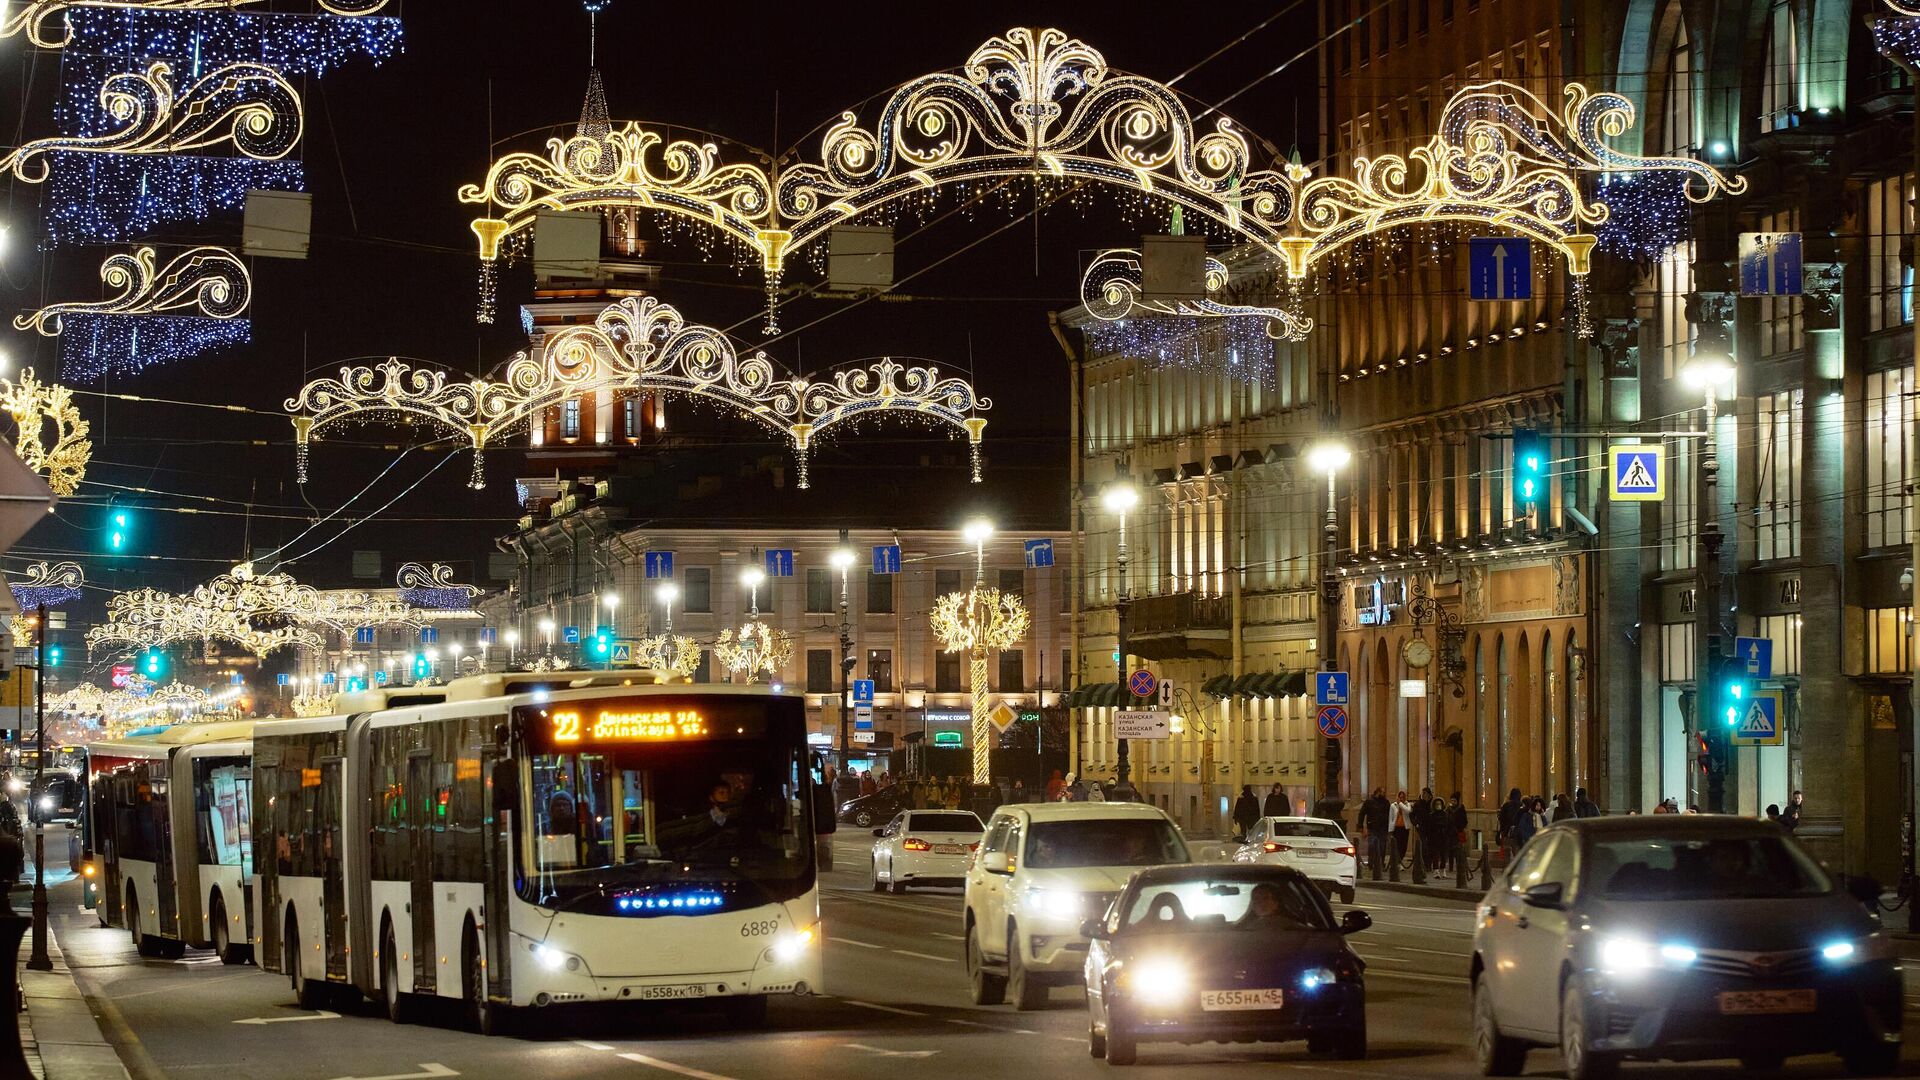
left=36, top=832, right=1920, bottom=1079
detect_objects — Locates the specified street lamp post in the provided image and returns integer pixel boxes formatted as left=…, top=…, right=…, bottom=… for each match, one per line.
left=1683, top=354, right=1736, bottom=813
left=1101, top=484, right=1139, bottom=801
left=26, top=611, right=51, bottom=971
left=831, top=544, right=856, bottom=772
left=505, top=629, right=519, bottom=668
left=538, top=618, right=556, bottom=658
left=962, top=518, right=995, bottom=790
left=1307, top=440, right=1352, bottom=809
left=741, top=566, right=765, bottom=618
left=602, top=593, right=620, bottom=669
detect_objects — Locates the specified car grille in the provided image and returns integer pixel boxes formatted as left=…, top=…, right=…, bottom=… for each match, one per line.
left=1606, top=1006, right=1643, bottom=1038
left=1691, top=948, right=1818, bottom=981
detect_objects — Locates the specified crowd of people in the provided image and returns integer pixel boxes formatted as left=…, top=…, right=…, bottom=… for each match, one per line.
left=1346, top=787, right=1479, bottom=872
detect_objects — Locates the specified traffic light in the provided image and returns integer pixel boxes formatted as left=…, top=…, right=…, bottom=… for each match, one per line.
left=591, top=631, right=612, bottom=661
left=1718, top=659, right=1754, bottom=730
left=140, top=649, right=167, bottom=680
left=1512, top=428, right=1548, bottom=507
left=107, top=507, right=133, bottom=553
left=45, top=645, right=60, bottom=668
left=411, top=653, right=430, bottom=681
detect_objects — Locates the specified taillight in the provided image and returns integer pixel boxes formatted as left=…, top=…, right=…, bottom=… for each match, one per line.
left=1263, top=842, right=1291, bottom=853
left=902, top=838, right=932, bottom=851
left=968, top=842, right=980, bottom=851
left=1334, top=845, right=1356, bottom=856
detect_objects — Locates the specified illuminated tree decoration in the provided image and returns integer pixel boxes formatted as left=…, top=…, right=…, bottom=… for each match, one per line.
left=395, top=561, right=480, bottom=610
left=287, top=295, right=992, bottom=490
left=15, top=246, right=252, bottom=376
left=1081, top=248, right=1311, bottom=342
left=4, top=0, right=393, bottom=49
left=0, top=370, right=92, bottom=498
left=291, top=691, right=335, bottom=718
left=714, top=620, right=793, bottom=682
left=929, top=587, right=1030, bottom=785
left=635, top=634, right=700, bottom=680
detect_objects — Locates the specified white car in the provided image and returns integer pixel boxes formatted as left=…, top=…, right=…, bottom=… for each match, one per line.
left=870, top=809, right=984, bottom=893
left=1233, top=816, right=1358, bottom=904
left=963, top=801, right=1190, bottom=1010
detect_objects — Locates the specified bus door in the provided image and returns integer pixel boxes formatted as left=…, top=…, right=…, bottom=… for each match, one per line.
left=95, top=775, right=122, bottom=921
left=407, top=749, right=435, bottom=993
left=147, top=768, right=179, bottom=938
left=321, top=756, right=348, bottom=982
left=482, top=746, right=510, bottom=1004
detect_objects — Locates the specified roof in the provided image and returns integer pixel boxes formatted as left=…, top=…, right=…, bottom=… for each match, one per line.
left=1129, top=862, right=1313, bottom=885
left=992, top=801, right=1175, bottom=823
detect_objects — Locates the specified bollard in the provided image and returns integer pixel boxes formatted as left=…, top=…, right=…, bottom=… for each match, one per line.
left=1388, top=845, right=1401, bottom=882
left=1456, top=842, right=1470, bottom=889
left=1479, top=847, right=1495, bottom=891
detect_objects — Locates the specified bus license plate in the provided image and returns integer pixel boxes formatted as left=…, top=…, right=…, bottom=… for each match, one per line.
left=934, top=844, right=967, bottom=854
left=1201, top=988, right=1285, bottom=1011
left=636, top=984, right=708, bottom=1001
left=1718, top=990, right=1815, bottom=1015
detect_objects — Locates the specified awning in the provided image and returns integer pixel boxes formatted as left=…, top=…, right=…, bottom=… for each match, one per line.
left=1223, top=670, right=1305, bottom=699
left=1279, top=670, right=1308, bottom=697
left=1068, top=681, right=1123, bottom=708
left=1202, top=674, right=1234, bottom=698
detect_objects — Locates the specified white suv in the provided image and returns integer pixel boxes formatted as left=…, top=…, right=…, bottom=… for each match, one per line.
left=963, top=802, right=1190, bottom=1010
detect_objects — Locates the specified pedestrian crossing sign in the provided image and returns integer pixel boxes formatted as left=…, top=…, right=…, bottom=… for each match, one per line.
left=1608, top=444, right=1665, bottom=502
left=1730, top=691, right=1784, bottom=746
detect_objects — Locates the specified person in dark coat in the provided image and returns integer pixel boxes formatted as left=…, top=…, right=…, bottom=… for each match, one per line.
left=1573, top=787, right=1601, bottom=818
left=1497, top=788, right=1524, bottom=854
left=1781, top=790, right=1803, bottom=832
left=1361, top=789, right=1391, bottom=874
left=1551, top=793, right=1574, bottom=822
left=1263, top=783, right=1291, bottom=819
left=1231, top=785, right=1261, bottom=841
left=1447, top=793, right=1468, bottom=870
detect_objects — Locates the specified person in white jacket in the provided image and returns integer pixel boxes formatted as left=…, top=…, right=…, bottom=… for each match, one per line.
left=1389, top=791, right=1415, bottom=867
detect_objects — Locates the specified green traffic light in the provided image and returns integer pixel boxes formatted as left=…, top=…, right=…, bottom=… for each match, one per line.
left=45, top=645, right=60, bottom=668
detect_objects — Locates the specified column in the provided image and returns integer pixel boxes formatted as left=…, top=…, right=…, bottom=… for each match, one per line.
left=1594, top=316, right=1643, bottom=811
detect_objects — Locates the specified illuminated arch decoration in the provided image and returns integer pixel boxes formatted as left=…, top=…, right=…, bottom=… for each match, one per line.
left=930, top=586, right=1030, bottom=785
left=3, top=0, right=392, bottom=48
left=14, top=247, right=252, bottom=377
left=287, top=295, right=991, bottom=490
left=396, top=561, right=480, bottom=610
left=461, top=28, right=1743, bottom=334
left=87, top=562, right=434, bottom=658
left=0, top=370, right=92, bottom=499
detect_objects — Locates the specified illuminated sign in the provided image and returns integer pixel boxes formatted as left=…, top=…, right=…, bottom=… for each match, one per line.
left=552, top=709, right=708, bottom=744
left=932, top=731, right=964, bottom=747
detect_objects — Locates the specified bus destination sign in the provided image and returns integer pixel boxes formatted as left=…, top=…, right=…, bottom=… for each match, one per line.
left=553, top=709, right=709, bottom=744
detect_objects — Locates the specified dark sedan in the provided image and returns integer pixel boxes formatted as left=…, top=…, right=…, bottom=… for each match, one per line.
left=1082, top=863, right=1371, bottom=1066
left=837, top=785, right=907, bottom=828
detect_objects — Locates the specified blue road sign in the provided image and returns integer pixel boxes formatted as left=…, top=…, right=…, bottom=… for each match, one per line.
left=1735, top=636, right=1775, bottom=680
left=230, top=672, right=245, bottom=686
left=852, top=678, right=875, bottom=706
left=277, top=673, right=290, bottom=686
left=1740, top=231, right=1803, bottom=297
left=611, top=642, right=632, bottom=663
left=1609, top=444, right=1665, bottom=502
left=375, top=670, right=389, bottom=686
left=1128, top=669, right=1159, bottom=699
left=479, top=626, right=497, bottom=645
left=1315, top=671, right=1350, bottom=707
left=1468, top=237, right=1532, bottom=301
left=1317, top=705, right=1349, bottom=739
left=420, top=626, right=439, bottom=645
left=562, top=625, right=581, bottom=644
left=1023, top=538, right=1055, bottom=569
left=644, top=550, right=675, bottom=579
left=765, top=549, right=795, bottom=577
left=1732, top=693, right=1781, bottom=745
left=322, top=672, right=337, bottom=686
left=355, top=626, right=376, bottom=645
left=872, top=545, right=901, bottom=575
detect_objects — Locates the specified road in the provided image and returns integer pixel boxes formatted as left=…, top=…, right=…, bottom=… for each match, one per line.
left=39, top=833, right=1920, bottom=1079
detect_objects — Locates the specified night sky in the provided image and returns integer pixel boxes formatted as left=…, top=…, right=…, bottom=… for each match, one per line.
left=0, top=2, right=1316, bottom=613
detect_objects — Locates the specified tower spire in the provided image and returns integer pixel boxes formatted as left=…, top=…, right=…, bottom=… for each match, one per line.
left=578, top=1, right=612, bottom=142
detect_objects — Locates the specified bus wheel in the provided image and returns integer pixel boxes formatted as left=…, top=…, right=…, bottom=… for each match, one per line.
left=124, top=887, right=142, bottom=953
left=380, top=925, right=414, bottom=1024
left=210, top=895, right=248, bottom=966
left=464, top=932, right=513, bottom=1036
left=287, top=916, right=327, bottom=1011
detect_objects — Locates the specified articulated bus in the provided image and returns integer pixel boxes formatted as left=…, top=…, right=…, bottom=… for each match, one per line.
left=254, top=672, right=828, bottom=1032
left=83, top=721, right=258, bottom=961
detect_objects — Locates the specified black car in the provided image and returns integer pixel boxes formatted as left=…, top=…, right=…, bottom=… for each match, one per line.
left=838, top=786, right=907, bottom=828
left=1082, top=863, right=1371, bottom=1066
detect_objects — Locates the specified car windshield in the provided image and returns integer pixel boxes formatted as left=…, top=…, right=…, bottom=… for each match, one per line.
left=1122, top=877, right=1331, bottom=934
left=1591, top=834, right=1832, bottom=900
left=1025, top=818, right=1188, bottom=869
left=909, top=812, right=982, bottom=833
left=1270, top=820, right=1345, bottom=839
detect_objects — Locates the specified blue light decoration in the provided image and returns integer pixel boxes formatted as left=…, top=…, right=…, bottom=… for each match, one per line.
left=1594, top=171, right=1693, bottom=264
left=44, top=151, right=306, bottom=246
left=1873, top=13, right=1920, bottom=73
left=1082, top=316, right=1278, bottom=388
left=56, top=312, right=250, bottom=379
left=613, top=890, right=729, bottom=915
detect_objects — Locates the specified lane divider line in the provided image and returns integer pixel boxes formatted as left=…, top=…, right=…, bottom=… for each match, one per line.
left=841, top=999, right=930, bottom=1017
left=617, top=1052, right=740, bottom=1080
left=891, top=950, right=957, bottom=963
left=828, top=937, right=886, bottom=949
left=574, top=1040, right=615, bottom=1051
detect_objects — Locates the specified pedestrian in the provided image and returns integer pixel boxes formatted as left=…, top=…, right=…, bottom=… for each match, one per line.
left=1421, top=789, right=1447, bottom=869
left=1447, top=792, right=1468, bottom=870
left=1232, top=785, right=1261, bottom=842
left=1652, top=797, right=1674, bottom=814
left=1781, top=790, right=1803, bottom=832
left=1010, top=778, right=1027, bottom=803
left=1497, top=788, right=1524, bottom=854
left=1513, top=796, right=1544, bottom=849
left=1061, top=772, right=1084, bottom=801
left=1263, top=783, right=1291, bottom=819
left=1388, top=790, right=1413, bottom=866
left=1765, top=803, right=1782, bottom=826
left=1087, top=778, right=1106, bottom=802
left=1551, top=793, right=1573, bottom=822
left=859, top=771, right=877, bottom=797
left=1573, top=786, right=1601, bottom=818
left=1362, top=788, right=1390, bottom=875
left=1045, top=768, right=1065, bottom=802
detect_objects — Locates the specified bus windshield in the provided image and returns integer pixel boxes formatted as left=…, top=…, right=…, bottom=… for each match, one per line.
left=521, top=740, right=813, bottom=907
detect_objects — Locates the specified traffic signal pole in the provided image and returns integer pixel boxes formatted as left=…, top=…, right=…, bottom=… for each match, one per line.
left=26, top=612, right=50, bottom=971
left=1694, top=387, right=1727, bottom=814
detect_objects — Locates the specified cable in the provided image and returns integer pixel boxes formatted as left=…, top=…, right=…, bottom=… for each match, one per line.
left=269, top=449, right=459, bottom=569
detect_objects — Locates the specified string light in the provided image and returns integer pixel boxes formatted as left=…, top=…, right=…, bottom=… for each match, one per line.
left=4, top=0, right=393, bottom=49
left=15, top=246, right=252, bottom=374
left=43, top=152, right=304, bottom=244
left=395, top=561, right=480, bottom=610
left=8, top=561, right=84, bottom=612
left=1082, top=248, right=1311, bottom=344
left=1872, top=9, right=1920, bottom=68
left=88, top=561, right=436, bottom=657
left=1084, top=316, right=1277, bottom=386
left=53, top=315, right=251, bottom=379
left=1593, top=172, right=1692, bottom=263
left=714, top=620, right=792, bottom=681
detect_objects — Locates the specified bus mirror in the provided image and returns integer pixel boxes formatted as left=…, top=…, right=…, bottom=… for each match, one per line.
left=491, top=761, right=519, bottom=813
left=813, top=786, right=837, bottom=835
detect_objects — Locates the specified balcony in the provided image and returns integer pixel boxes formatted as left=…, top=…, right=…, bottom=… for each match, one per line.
left=1127, top=591, right=1232, bottom=660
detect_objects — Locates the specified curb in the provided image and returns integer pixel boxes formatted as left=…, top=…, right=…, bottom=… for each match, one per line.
left=1357, top=878, right=1486, bottom=904
left=17, top=889, right=133, bottom=1080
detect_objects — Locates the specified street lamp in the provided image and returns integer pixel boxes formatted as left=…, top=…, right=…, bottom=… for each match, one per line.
left=504, top=628, right=520, bottom=667
left=741, top=566, right=766, bottom=617
left=831, top=544, right=856, bottom=771
left=1683, top=352, right=1737, bottom=812
left=538, top=618, right=555, bottom=657
left=449, top=643, right=464, bottom=674
left=1307, top=439, right=1351, bottom=809
left=1100, top=482, right=1139, bottom=801
left=963, top=518, right=994, bottom=585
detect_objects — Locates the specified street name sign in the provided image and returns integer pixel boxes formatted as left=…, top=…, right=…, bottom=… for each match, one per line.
left=1116, top=710, right=1171, bottom=740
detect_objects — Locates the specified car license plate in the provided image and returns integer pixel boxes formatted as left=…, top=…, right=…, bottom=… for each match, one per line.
left=1201, top=988, right=1285, bottom=1011
left=1718, top=990, right=1815, bottom=1015
left=934, top=844, right=966, bottom=854
left=1295, top=850, right=1327, bottom=859
left=636, top=984, right=708, bottom=1001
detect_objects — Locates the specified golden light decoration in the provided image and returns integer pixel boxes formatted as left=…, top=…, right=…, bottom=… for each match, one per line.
left=1891, top=0, right=1920, bottom=13
left=929, top=586, right=1031, bottom=784
left=87, top=561, right=433, bottom=657
left=713, top=620, right=793, bottom=682
left=291, top=691, right=335, bottom=718
left=2, top=0, right=392, bottom=48
left=635, top=634, right=700, bottom=680
left=286, top=295, right=991, bottom=489
left=1081, top=248, right=1311, bottom=341
left=461, top=28, right=1742, bottom=330
left=50, top=683, right=107, bottom=717
left=0, top=61, right=302, bottom=182
left=0, top=369, right=92, bottom=498
left=9, top=560, right=84, bottom=644
left=13, top=247, right=250, bottom=337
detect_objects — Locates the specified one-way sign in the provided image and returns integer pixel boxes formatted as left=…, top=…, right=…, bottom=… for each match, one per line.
left=1468, top=237, right=1532, bottom=301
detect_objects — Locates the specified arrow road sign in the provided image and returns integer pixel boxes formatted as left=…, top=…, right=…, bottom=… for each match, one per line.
left=1469, top=237, right=1532, bottom=301
left=1315, top=671, right=1349, bottom=706
left=1740, top=231, right=1803, bottom=297
left=1735, top=636, right=1774, bottom=680
left=1731, top=692, right=1783, bottom=746
left=1609, top=444, right=1665, bottom=502
left=1317, top=705, right=1349, bottom=739
left=872, top=545, right=901, bottom=574
left=644, top=550, right=675, bottom=579
left=1023, top=538, right=1055, bottom=569
left=852, top=678, right=875, bottom=705
left=1116, top=710, right=1171, bottom=740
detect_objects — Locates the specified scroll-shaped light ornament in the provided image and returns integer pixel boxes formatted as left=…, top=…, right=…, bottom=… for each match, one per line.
left=1081, top=249, right=1311, bottom=342
left=14, top=247, right=250, bottom=336
left=396, top=561, right=480, bottom=610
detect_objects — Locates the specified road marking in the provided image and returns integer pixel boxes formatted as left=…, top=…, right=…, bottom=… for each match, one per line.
left=234, top=1010, right=341, bottom=1025
left=841, top=999, right=929, bottom=1017
left=1354, top=953, right=1410, bottom=963
left=1383, top=945, right=1470, bottom=958
left=617, top=1053, right=738, bottom=1080
left=829, top=937, right=886, bottom=949
left=324, top=1066, right=456, bottom=1080
left=930, top=931, right=963, bottom=940
left=1365, top=968, right=1464, bottom=986
left=892, top=949, right=956, bottom=963
left=842, top=1042, right=938, bottom=1058
left=945, top=1018, right=1037, bottom=1034
left=575, top=1040, right=616, bottom=1051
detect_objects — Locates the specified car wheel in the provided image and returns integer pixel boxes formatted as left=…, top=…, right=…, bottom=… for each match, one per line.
left=1559, top=974, right=1617, bottom=1080
left=871, top=859, right=885, bottom=893
left=380, top=925, right=413, bottom=1024
left=1105, top=1011, right=1137, bottom=1066
left=964, top=920, right=1005, bottom=1006
left=1339, top=885, right=1356, bottom=905
left=1842, top=1041, right=1901, bottom=1077
left=1007, top=923, right=1046, bottom=1011
left=1472, top=977, right=1527, bottom=1076
left=854, top=810, right=874, bottom=828
left=464, top=931, right=512, bottom=1036
left=888, top=877, right=907, bottom=895
left=125, top=886, right=143, bottom=952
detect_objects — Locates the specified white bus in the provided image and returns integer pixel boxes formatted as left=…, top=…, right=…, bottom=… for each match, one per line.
left=254, top=672, right=828, bottom=1032
left=84, top=721, right=258, bottom=963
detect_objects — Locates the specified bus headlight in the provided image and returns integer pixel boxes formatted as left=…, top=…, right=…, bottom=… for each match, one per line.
left=531, top=943, right=581, bottom=972
left=770, top=925, right=816, bottom=963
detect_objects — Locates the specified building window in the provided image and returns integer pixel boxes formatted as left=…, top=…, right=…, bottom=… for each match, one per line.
left=1760, top=0, right=1799, bottom=133
left=998, top=568, right=1024, bottom=598
left=1396, top=0, right=1409, bottom=43
left=1756, top=209, right=1803, bottom=355
left=806, top=649, right=834, bottom=693
left=1866, top=368, right=1915, bottom=549
left=1416, top=0, right=1429, bottom=34
left=1867, top=173, right=1915, bottom=333
left=1753, top=389, right=1801, bottom=561
left=682, top=568, right=712, bottom=613
left=867, top=649, right=893, bottom=692
left=1652, top=242, right=1694, bottom=381
left=620, top=396, right=638, bottom=440
left=1336, top=0, right=1351, bottom=73
left=1663, top=27, right=1695, bottom=156
left=1866, top=607, right=1912, bottom=674
left=935, top=652, right=963, bottom=693
left=1756, top=614, right=1803, bottom=676
left=1660, top=622, right=1695, bottom=683
left=935, top=568, right=966, bottom=598
left=561, top=398, right=581, bottom=441
left=866, top=572, right=893, bottom=614
left=1661, top=439, right=1697, bottom=572
left=998, top=650, right=1024, bottom=692
left=806, top=569, right=833, bottom=613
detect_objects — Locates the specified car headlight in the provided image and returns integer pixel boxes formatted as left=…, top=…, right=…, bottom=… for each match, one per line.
left=1025, top=888, right=1085, bottom=920
left=769, top=925, right=816, bottom=963
left=1599, top=936, right=1696, bottom=976
left=1124, top=958, right=1191, bottom=1007
left=1821, top=934, right=1895, bottom=965
left=36, top=796, right=52, bottom=812
left=1299, top=966, right=1338, bottom=991
left=530, top=943, right=581, bottom=972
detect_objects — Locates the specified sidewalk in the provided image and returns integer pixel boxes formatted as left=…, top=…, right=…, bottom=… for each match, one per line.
left=13, top=885, right=130, bottom=1080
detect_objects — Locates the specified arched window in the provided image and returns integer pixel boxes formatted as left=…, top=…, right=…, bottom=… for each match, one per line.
left=1473, top=635, right=1488, bottom=805
left=1761, top=0, right=1799, bottom=132
left=1496, top=634, right=1510, bottom=795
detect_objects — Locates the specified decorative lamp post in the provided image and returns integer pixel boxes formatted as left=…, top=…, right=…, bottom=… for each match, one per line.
left=538, top=618, right=556, bottom=658
left=424, top=646, right=440, bottom=681
left=830, top=545, right=856, bottom=771
left=448, top=643, right=464, bottom=675
left=601, top=593, right=620, bottom=669
left=932, top=520, right=1029, bottom=789
left=645, top=582, right=697, bottom=680
left=1683, top=353, right=1736, bottom=812
left=1101, top=483, right=1139, bottom=800
left=505, top=628, right=520, bottom=668
left=1306, top=440, right=1351, bottom=808
left=741, top=566, right=766, bottom=617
